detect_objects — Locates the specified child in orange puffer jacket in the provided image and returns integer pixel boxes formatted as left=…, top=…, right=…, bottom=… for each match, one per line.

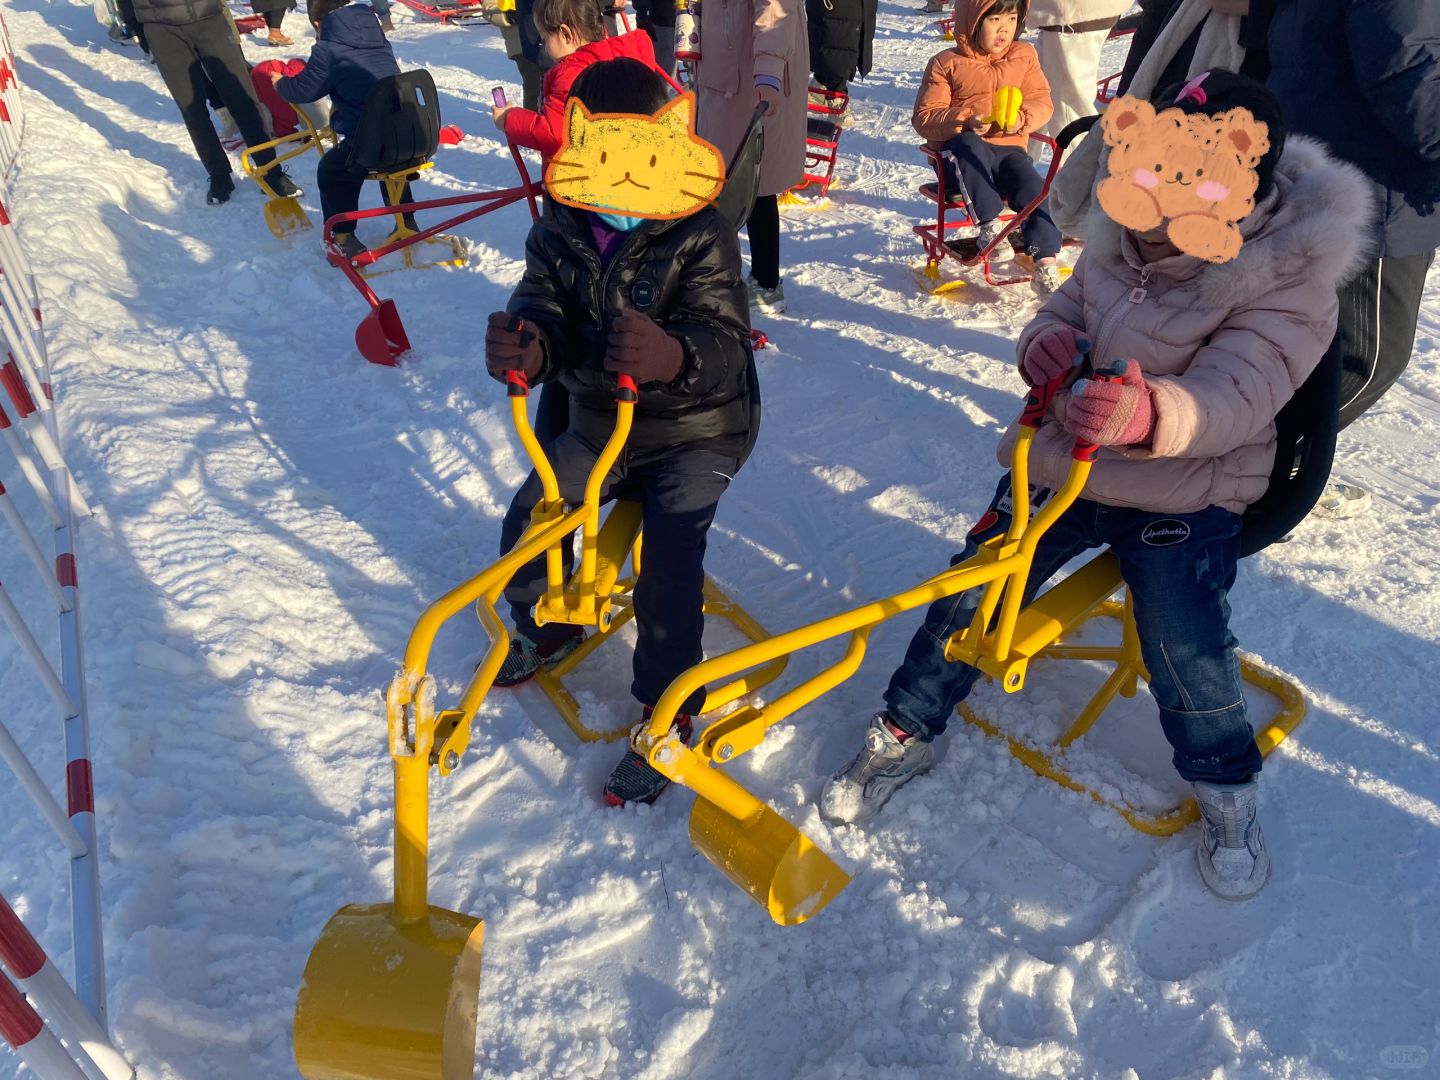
left=913, top=0, right=1061, bottom=289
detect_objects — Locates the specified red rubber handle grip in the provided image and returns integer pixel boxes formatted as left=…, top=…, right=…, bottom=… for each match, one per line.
left=505, top=370, right=529, bottom=397
left=615, top=374, right=638, bottom=402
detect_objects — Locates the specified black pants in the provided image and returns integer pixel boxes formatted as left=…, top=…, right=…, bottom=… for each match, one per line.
left=145, top=15, right=277, bottom=180
left=264, top=9, right=286, bottom=29
left=941, top=132, right=1062, bottom=259
left=1337, top=250, right=1436, bottom=429
left=746, top=193, right=780, bottom=289
left=499, top=429, right=736, bottom=713
left=317, top=140, right=414, bottom=233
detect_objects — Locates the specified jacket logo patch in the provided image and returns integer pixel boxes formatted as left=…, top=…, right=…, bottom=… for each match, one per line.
left=631, top=279, right=657, bottom=310
left=1141, top=519, right=1192, bottom=546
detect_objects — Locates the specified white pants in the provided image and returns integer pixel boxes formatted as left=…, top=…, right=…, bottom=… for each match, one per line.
left=1030, top=25, right=1111, bottom=162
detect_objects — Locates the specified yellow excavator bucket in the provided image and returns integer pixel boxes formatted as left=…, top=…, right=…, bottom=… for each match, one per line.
left=690, top=797, right=850, bottom=925
left=294, top=903, right=484, bottom=1080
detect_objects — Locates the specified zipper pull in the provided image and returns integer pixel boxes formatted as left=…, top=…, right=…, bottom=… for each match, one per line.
left=1128, top=266, right=1153, bottom=304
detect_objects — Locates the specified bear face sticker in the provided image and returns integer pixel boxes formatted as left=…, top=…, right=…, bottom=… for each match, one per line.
left=1095, top=94, right=1270, bottom=264
left=1140, top=519, right=1192, bottom=546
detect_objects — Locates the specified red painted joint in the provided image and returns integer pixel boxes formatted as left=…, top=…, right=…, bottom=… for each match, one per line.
left=0, top=972, right=43, bottom=1046
left=0, top=361, right=34, bottom=417
left=55, top=554, right=77, bottom=588
left=0, top=896, right=46, bottom=978
left=66, top=759, right=94, bottom=816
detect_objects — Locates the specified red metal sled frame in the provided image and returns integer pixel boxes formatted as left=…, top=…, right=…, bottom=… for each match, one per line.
left=913, top=132, right=1067, bottom=288
left=326, top=141, right=542, bottom=365
left=787, top=87, right=848, bottom=200
left=394, top=0, right=487, bottom=21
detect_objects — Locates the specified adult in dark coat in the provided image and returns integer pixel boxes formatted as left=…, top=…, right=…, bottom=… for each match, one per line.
left=273, top=0, right=408, bottom=255
left=130, top=0, right=300, bottom=204
left=805, top=0, right=876, bottom=91
left=1265, top=0, right=1439, bottom=428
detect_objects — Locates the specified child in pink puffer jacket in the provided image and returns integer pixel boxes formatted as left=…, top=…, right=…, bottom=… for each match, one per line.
left=822, top=70, right=1373, bottom=901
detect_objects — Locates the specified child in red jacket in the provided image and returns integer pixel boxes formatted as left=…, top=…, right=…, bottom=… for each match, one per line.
left=492, top=0, right=660, bottom=165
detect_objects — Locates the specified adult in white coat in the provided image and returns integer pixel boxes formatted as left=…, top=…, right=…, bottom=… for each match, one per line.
left=1025, top=0, right=1131, bottom=160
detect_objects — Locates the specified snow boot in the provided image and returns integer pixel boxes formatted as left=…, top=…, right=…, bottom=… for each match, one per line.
left=975, top=218, right=1007, bottom=254
left=1311, top=482, right=1370, bottom=520
left=1034, top=260, right=1064, bottom=293
left=1193, top=779, right=1270, bottom=901
left=330, top=231, right=369, bottom=260
left=492, top=627, right=585, bottom=688
left=603, top=707, right=694, bottom=807
left=819, top=712, right=935, bottom=825
left=267, top=171, right=303, bottom=199
left=747, top=275, right=787, bottom=315
left=206, top=172, right=236, bottom=206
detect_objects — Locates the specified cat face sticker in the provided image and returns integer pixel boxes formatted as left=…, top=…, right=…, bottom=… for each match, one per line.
left=1095, top=95, right=1270, bottom=263
left=544, top=93, right=726, bottom=219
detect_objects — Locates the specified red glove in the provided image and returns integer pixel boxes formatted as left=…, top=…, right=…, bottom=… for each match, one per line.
left=1020, top=325, right=1089, bottom=387
left=484, top=312, right=543, bottom=383
left=604, top=311, right=683, bottom=385
left=1064, top=359, right=1156, bottom=446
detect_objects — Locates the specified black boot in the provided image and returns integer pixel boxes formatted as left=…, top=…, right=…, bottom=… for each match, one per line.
left=206, top=172, right=236, bottom=206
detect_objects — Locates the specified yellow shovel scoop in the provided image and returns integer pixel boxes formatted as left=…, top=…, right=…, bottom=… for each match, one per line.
left=980, top=86, right=1024, bottom=130
left=293, top=672, right=484, bottom=1080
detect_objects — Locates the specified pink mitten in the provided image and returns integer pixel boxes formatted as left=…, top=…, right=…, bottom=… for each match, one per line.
left=1020, top=326, right=1090, bottom=387
left=1064, top=359, right=1155, bottom=446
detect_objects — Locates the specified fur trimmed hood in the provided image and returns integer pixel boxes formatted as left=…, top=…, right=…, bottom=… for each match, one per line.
left=1078, top=135, right=1377, bottom=310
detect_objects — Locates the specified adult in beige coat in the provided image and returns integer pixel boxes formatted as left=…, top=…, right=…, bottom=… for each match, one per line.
left=694, top=0, right=809, bottom=311
left=1025, top=0, right=1132, bottom=161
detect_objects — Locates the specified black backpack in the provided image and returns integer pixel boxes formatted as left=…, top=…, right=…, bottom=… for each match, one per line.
left=348, top=70, right=442, bottom=175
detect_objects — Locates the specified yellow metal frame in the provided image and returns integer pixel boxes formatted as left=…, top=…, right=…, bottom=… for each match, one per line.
left=240, top=107, right=336, bottom=238
left=633, top=389, right=1307, bottom=921
left=955, top=586, right=1305, bottom=836
left=360, top=163, right=468, bottom=275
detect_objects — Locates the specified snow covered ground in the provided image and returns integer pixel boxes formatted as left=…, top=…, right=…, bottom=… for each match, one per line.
left=3, top=2, right=1439, bottom=1078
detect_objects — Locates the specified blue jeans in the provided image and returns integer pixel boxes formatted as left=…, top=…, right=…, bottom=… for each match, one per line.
left=883, top=475, right=1263, bottom=785
left=499, top=430, right=737, bottom=714
left=939, top=131, right=1062, bottom=260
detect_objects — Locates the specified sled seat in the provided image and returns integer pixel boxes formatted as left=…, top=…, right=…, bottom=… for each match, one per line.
left=347, top=70, right=465, bottom=271
left=806, top=117, right=840, bottom=145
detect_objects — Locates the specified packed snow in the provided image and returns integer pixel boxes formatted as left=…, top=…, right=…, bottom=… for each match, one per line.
left=2, top=2, right=1438, bottom=1078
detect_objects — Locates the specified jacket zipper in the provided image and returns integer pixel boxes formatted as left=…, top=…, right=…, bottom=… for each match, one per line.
left=1092, top=263, right=1153, bottom=367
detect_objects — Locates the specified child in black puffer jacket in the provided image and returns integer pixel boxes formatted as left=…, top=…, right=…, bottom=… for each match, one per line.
left=483, top=58, right=757, bottom=808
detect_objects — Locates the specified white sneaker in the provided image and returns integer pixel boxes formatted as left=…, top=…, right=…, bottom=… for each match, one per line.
left=747, top=275, right=787, bottom=315
left=1311, top=482, right=1371, bottom=520
left=1034, top=261, right=1064, bottom=293
left=974, top=219, right=1007, bottom=253
left=820, top=713, right=935, bottom=826
left=1193, top=780, right=1270, bottom=901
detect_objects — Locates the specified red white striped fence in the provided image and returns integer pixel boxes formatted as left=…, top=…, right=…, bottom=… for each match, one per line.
left=0, top=21, right=134, bottom=1080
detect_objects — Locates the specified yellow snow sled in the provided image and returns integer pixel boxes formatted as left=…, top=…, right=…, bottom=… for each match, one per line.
left=294, top=368, right=787, bottom=1078
left=632, top=377, right=1306, bottom=922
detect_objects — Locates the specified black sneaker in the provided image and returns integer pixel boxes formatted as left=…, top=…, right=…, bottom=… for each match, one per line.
left=206, top=173, right=235, bottom=206
left=492, top=628, right=585, bottom=688
left=603, top=707, right=694, bottom=807
left=330, top=231, right=369, bottom=260
left=268, top=171, right=303, bottom=198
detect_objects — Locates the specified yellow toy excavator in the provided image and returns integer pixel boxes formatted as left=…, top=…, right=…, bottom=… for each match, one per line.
left=293, top=368, right=786, bottom=1079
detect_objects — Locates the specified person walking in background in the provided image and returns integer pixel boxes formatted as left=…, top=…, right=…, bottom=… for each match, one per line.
left=694, top=0, right=809, bottom=314
left=253, top=0, right=297, bottom=46
left=1260, top=0, right=1439, bottom=516
left=633, top=0, right=678, bottom=76
left=130, top=0, right=303, bottom=205
left=806, top=0, right=876, bottom=95
left=1024, top=0, right=1131, bottom=160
